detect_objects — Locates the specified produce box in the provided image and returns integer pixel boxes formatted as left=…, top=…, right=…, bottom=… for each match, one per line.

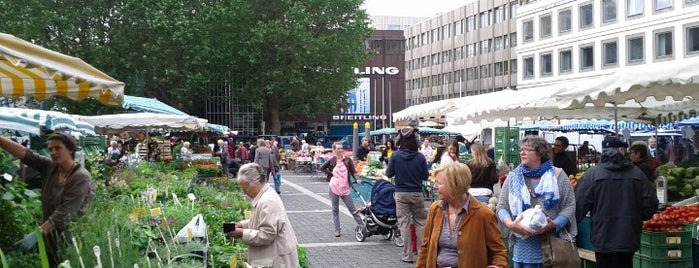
left=632, top=254, right=692, bottom=268
left=577, top=217, right=595, bottom=250
left=636, top=243, right=692, bottom=259
left=640, top=230, right=691, bottom=246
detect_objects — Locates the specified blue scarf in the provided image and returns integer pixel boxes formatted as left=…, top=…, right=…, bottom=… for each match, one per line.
left=507, top=160, right=560, bottom=217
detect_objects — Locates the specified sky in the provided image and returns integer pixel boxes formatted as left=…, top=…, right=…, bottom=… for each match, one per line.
left=361, top=0, right=474, bottom=17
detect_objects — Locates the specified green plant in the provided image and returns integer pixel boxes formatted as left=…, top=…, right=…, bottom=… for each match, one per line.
left=297, top=245, right=309, bottom=268
left=0, top=180, right=42, bottom=250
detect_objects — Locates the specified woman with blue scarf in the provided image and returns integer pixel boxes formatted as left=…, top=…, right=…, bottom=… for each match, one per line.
left=496, top=136, right=577, bottom=268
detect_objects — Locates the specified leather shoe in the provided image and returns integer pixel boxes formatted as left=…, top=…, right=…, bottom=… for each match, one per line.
left=334, top=231, right=341, bottom=237
left=401, top=257, right=414, bottom=263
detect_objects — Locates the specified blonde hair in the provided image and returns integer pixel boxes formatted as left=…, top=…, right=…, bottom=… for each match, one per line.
left=433, top=162, right=472, bottom=196
left=468, top=143, right=493, bottom=168
left=256, top=139, right=266, bottom=147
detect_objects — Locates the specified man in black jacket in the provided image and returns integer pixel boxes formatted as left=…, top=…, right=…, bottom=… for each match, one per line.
left=575, top=137, right=658, bottom=268
left=552, top=136, right=578, bottom=176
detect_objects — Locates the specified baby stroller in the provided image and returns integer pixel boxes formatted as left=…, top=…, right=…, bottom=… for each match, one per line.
left=351, top=179, right=404, bottom=247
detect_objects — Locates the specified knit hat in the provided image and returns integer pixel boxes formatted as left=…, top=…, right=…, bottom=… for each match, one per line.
left=602, top=137, right=628, bottom=148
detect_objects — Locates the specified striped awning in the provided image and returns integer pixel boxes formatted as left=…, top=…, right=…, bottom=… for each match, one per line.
left=0, top=107, right=96, bottom=135
left=0, top=113, right=41, bottom=135
left=0, top=33, right=124, bottom=106
left=122, top=95, right=188, bottom=116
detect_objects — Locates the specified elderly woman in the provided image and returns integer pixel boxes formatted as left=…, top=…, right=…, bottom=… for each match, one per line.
left=417, top=163, right=508, bottom=268
left=0, top=134, right=93, bottom=267
left=180, top=141, right=193, bottom=160
left=496, top=135, right=577, bottom=268
left=629, top=142, right=656, bottom=182
left=227, top=163, right=299, bottom=268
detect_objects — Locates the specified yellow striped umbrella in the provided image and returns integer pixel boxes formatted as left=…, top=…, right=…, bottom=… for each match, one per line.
left=0, top=33, right=124, bottom=106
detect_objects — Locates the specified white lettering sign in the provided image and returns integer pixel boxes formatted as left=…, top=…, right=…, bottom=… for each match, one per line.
left=353, top=67, right=400, bottom=75
left=332, top=114, right=388, bottom=121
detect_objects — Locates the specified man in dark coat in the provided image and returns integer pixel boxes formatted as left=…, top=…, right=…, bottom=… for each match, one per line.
left=552, top=136, right=578, bottom=176
left=575, top=137, right=658, bottom=268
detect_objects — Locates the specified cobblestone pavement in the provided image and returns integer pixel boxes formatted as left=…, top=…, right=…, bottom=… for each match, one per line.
left=276, top=169, right=417, bottom=268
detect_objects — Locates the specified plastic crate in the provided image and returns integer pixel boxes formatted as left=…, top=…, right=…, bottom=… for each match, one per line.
left=632, top=254, right=692, bottom=268
left=683, top=223, right=698, bottom=239
left=640, top=230, right=691, bottom=246
left=577, top=217, right=595, bottom=250
left=636, top=244, right=692, bottom=259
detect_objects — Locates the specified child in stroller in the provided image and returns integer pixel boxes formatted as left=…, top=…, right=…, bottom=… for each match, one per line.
left=352, top=178, right=404, bottom=247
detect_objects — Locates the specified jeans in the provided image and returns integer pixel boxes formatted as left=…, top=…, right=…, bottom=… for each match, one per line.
left=395, top=192, right=426, bottom=262
left=475, top=195, right=491, bottom=203
left=273, top=172, right=282, bottom=193
left=514, top=263, right=543, bottom=268
left=329, top=190, right=363, bottom=232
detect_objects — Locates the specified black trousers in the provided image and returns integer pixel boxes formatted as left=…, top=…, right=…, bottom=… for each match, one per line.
left=595, top=252, right=634, bottom=268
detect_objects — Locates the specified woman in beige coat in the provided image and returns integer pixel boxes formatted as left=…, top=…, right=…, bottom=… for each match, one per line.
left=227, top=163, right=299, bottom=268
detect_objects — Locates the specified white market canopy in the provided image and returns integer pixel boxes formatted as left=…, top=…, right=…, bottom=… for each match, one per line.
left=554, top=56, right=699, bottom=109
left=0, top=33, right=124, bottom=106
left=0, top=113, right=41, bottom=135
left=76, top=113, right=207, bottom=133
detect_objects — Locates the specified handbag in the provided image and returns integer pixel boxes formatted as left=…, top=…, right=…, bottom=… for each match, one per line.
left=524, top=174, right=581, bottom=268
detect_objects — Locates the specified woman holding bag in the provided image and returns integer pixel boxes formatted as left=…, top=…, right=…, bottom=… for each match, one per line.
left=319, top=142, right=363, bottom=237
left=496, top=136, right=577, bottom=268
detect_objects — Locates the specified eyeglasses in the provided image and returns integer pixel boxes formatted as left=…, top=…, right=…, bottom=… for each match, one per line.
left=520, top=148, right=536, bottom=153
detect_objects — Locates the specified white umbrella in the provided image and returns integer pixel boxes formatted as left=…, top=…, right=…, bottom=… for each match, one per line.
left=0, top=107, right=96, bottom=135
left=76, top=113, right=206, bottom=133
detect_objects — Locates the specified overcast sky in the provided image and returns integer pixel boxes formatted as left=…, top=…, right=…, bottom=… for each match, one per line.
left=361, top=0, right=474, bottom=17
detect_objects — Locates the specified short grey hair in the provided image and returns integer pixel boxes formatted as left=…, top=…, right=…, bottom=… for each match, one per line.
left=520, top=135, right=551, bottom=162
left=237, top=163, right=266, bottom=183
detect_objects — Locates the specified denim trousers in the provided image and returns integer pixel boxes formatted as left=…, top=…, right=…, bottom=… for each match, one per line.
left=273, top=172, right=281, bottom=192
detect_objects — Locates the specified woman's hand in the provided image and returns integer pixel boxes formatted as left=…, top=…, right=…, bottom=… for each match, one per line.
left=534, top=218, right=557, bottom=235
left=505, top=217, right=534, bottom=237
left=40, top=220, right=54, bottom=234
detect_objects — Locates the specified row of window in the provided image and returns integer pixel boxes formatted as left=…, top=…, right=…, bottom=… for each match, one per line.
left=406, top=33, right=517, bottom=70
left=407, top=60, right=518, bottom=90
left=523, top=0, right=698, bottom=43
left=406, top=2, right=519, bottom=50
left=523, top=24, right=699, bottom=78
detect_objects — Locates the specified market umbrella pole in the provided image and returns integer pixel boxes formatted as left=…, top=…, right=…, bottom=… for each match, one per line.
left=352, top=122, right=359, bottom=160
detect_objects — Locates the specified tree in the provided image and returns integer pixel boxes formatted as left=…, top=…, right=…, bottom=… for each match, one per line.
left=0, top=0, right=372, bottom=135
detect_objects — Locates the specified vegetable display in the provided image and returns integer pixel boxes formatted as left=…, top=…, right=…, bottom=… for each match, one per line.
left=643, top=204, right=699, bottom=232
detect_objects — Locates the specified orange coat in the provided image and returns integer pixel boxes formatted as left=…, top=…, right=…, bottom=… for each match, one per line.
left=416, top=196, right=508, bottom=268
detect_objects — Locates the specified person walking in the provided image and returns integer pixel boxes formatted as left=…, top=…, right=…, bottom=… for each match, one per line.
left=386, top=126, right=429, bottom=263
left=416, top=162, right=508, bottom=268
left=253, top=139, right=273, bottom=181
left=496, top=135, right=577, bottom=268
left=227, top=163, right=299, bottom=268
left=319, top=142, right=363, bottom=237
left=575, top=137, right=658, bottom=268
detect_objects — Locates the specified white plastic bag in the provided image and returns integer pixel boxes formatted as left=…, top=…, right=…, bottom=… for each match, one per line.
left=175, top=214, right=207, bottom=243
left=514, top=205, right=547, bottom=239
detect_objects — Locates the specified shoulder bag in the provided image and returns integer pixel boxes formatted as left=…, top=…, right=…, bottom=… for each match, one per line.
left=525, top=172, right=581, bottom=268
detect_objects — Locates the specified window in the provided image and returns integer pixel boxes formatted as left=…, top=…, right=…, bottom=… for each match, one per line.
left=603, top=41, right=618, bottom=66
left=443, top=50, right=451, bottom=62
left=559, top=9, right=572, bottom=33
left=655, top=31, right=673, bottom=59
left=467, top=16, right=476, bottom=32
left=560, top=50, right=572, bottom=73
left=655, top=0, right=672, bottom=10
left=467, top=43, right=476, bottom=56
left=540, top=14, right=552, bottom=38
left=495, top=7, right=505, bottom=23
left=511, top=59, right=518, bottom=73
left=687, top=0, right=699, bottom=4
left=628, top=36, right=644, bottom=63
left=603, top=0, right=617, bottom=22
left=455, top=20, right=463, bottom=35
left=443, top=25, right=450, bottom=40
left=495, top=62, right=504, bottom=76
left=627, top=0, right=644, bottom=16
left=523, top=20, right=534, bottom=42
left=480, top=65, right=490, bottom=78
left=540, top=53, right=552, bottom=76
left=480, top=39, right=491, bottom=54
left=432, top=29, right=438, bottom=43
left=523, top=57, right=534, bottom=78
left=432, top=54, right=439, bottom=65
left=466, top=68, right=476, bottom=80
left=580, top=45, right=594, bottom=70
left=580, top=3, right=594, bottom=29
left=510, top=2, right=519, bottom=18
left=687, top=25, right=699, bottom=54
left=510, top=33, right=518, bottom=47
left=495, top=36, right=505, bottom=51
left=480, top=11, right=490, bottom=28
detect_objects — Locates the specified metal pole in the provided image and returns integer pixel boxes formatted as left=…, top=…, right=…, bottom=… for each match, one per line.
left=613, top=101, right=619, bottom=138
left=382, top=76, right=385, bottom=129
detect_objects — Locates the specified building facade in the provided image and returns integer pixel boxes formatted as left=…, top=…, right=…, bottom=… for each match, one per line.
left=403, top=0, right=521, bottom=116
left=516, top=0, right=699, bottom=90
left=370, top=16, right=428, bottom=30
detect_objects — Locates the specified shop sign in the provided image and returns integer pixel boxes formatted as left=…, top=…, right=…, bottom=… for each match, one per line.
left=353, top=67, right=400, bottom=75
left=332, top=114, right=388, bottom=121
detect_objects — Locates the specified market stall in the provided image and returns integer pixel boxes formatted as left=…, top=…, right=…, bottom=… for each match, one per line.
left=0, top=32, right=124, bottom=106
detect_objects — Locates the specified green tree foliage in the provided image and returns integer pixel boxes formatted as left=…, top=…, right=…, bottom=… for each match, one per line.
left=0, top=0, right=371, bottom=134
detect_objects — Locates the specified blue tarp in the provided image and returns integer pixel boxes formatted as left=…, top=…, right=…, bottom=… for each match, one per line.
left=676, top=116, right=699, bottom=127
left=540, top=120, right=656, bottom=132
